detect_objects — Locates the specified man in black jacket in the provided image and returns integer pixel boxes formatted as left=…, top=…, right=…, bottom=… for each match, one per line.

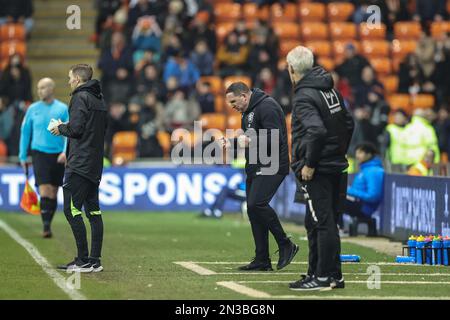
left=50, top=64, right=108, bottom=273
left=222, top=82, right=298, bottom=271
left=287, top=46, right=354, bottom=290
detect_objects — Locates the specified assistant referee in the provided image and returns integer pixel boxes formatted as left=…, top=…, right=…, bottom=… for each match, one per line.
left=19, top=78, right=69, bottom=238
left=51, top=64, right=108, bottom=273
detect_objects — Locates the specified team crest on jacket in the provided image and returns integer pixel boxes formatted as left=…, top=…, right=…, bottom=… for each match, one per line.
left=320, top=89, right=342, bottom=114
left=247, top=112, right=254, bottom=127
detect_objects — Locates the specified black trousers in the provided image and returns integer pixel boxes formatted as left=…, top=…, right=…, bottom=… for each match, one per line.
left=301, top=173, right=344, bottom=279
left=345, top=198, right=377, bottom=236
left=246, top=174, right=288, bottom=261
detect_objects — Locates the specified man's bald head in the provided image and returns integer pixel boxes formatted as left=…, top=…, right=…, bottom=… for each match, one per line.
left=37, top=77, right=55, bottom=102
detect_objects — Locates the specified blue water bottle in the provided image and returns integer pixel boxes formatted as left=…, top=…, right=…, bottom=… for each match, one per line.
left=425, top=236, right=433, bottom=265
left=340, top=254, right=361, bottom=262
left=443, top=236, right=450, bottom=266
left=432, top=236, right=443, bottom=265
left=396, top=256, right=415, bottom=263
left=416, top=235, right=425, bottom=264
left=408, top=235, right=417, bottom=260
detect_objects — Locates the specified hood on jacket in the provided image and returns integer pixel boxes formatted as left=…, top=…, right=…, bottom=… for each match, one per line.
left=72, top=79, right=103, bottom=99
left=360, top=156, right=383, bottom=170
left=294, top=66, right=334, bottom=92
left=245, top=88, right=268, bottom=114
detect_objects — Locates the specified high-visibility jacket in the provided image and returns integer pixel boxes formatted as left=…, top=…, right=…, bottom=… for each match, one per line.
left=386, top=124, right=406, bottom=165
left=408, top=160, right=431, bottom=176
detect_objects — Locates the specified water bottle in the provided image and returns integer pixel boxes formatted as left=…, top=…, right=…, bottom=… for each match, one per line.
left=396, top=256, right=415, bottom=263
left=425, top=236, right=433, bottom=265
left=340, top=254, right=361, bottom=262
left=416, top=235, right=425, bottom=264
left=408, top=235, right=417, bottom=259
left=432, top=236, right=443, bottom=265
left=443, top=236, right=450, bottom=266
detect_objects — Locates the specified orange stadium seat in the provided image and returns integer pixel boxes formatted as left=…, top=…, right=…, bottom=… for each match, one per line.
left=0, top=24, right=25, bottom=41
left=361, top=40, right=390, bottom=58
left=411, top=94, right=435, bottom=110
left=112, top=131, right=138, bottom=163
left=300, top=22, right=328, bottom=41
left=391, top=39, right=417, bottom=60
left=394, top=22, right=422, bottom=40
left=223, top=75, right=252, bottom=91
left=215, top=96, right=224, bottom=113
left=305, top=41, right=332, bottom=57
left=200, top=114, right=226, bottom=131
left=199, top=76, right=223, bottom=95
left=214, top=3, right=242, bottom=23
left=270, top=3, right=298, bottom=22
left=299, top=2, right=326, bottom=22
left=430, top=21, right=450, bottom=39
left=380, top=75, right=399, bottom=94
left=227, top=114, right=242, bottom=130
left=0, top=41, right=26, bottom=59
left=327, top=2, right=354, bottom=21
left=273, top=22, right=300, bottom=40
left=387, top=94, right=411, bottom=113
left=359, top=22, right=386, bottom=40
left=242, top=3, right=270, bottom=22
left=279, top=39, right=300, bottom=57
left=215, top=22, right=234, bottom=43
left=317, top=57, right=335, bottom=71
left=369, top=58, right=392, bottom=76
left=156, top=131, right=171, bottom=158
left=329, top=22, right=357, bottom=40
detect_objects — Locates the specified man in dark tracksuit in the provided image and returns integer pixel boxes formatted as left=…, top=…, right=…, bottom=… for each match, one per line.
left=286, top=46, right=354, bottom=290
left=224, top=82, right=298, bottom=271
left=50, top=64, right=108, bottom=273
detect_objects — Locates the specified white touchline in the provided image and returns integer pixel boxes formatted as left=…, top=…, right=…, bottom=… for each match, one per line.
left=217, top=281, right=271, bottom=298
left=214, top=272, right=450, bottom=276
left=0, top=219, right=87, bottom=300
left=238, top=280, right=450, bottom=285
left=174, top=261, right=217, bottom=275
left=195, top=261, right=448, bottom=267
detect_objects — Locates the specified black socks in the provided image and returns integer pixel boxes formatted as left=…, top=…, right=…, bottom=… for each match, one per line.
left=40, top=197, right=57, bottom=232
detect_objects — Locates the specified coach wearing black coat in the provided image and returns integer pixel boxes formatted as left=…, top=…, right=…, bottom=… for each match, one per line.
left=287, top=46, right=354, bottom=291
left=223, top=82, right=298, bottom=272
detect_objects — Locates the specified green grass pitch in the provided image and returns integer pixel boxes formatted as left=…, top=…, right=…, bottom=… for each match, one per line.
left=0, top=211, right=449, bottom=300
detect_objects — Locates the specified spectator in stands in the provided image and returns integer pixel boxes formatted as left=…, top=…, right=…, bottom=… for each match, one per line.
left=398, top=53, right=426, bottom=95
left=105, top=101, right=130, bottom=158
left=233, top=20, right=251, bottom=47
left=216, top=32, right=250, bottom=78
left=353, top=66, right=385, bottom=109
left=248, top=32, right=277, bottom=82
left=435, top=107, right=450, bottom=157
left=383, top=108, right=409, bottom=165
left=94, top=0, right=121, bottom=45
left=408, top=149, right=436, bottom=176
left=335, top=43, right=370, bottom=87
left=273, top=62, right=292, bottom=114
left=0, top=96, right=13, bottom=142
left=164, top=89, right=200, bottom=131
left=127, top=0, right=167, bottom=32
left=163, top=50, right=200, bottom=94
left=0, top=54, right=32, bottom=104
left=136, top=63, right=166, bottom=101
left=433, top=33, right=450, bottom=107
left=383, top=0, right=411, bottom=36
left=254, top=68, right=276, bottom=96
left=190, top=39, right=214, bottom=76
left=348, top=107, right=379, bottom=156
left=137, top=92, right=165, bottom=157
left=345, top=142, right=385, bottom=237
left=6, top=101, right=26, bottom=157
left=413, top=0, right=447, bottom=24
left=196, top=81, right=215, bottom=114
left=98, top=32, right=134, bottom=103
left=132, top=16, right=162, bottom=58
left=415, top=32, right=437, bottom=95
left=331, top=71, right=353, bottom=109
left=161, top=33, right=184, bottom=63
left=402, top=108, right=440, bottom=166
left=0, top=0, right=34, bottom=36
left=183, top=11, right=216, bottom=54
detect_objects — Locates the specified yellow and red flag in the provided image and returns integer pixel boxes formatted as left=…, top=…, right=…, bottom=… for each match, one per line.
left=20, top=179, right=40, bottom=215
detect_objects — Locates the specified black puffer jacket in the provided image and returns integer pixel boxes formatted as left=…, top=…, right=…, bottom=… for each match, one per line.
left=242, top=88, right=290, bottom=177
left=58, top=80, right=108, bottom=184
left=290, top=66, right=354, bottom=177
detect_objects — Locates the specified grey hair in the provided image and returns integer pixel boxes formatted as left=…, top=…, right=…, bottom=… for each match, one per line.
left=286, top=46, right=314, bottom=76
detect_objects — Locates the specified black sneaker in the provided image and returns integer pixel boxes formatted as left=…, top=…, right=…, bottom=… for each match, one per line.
left=289, top=274, right=314, bottom=288
left=238, top=259, right=273, bottom=271
left=277, top=241, right=299, bottom=270
left=289, top=277, right=334, bottom=291
left=42, top=231, right=52, bottom=239
left=57, top=258, right=92, bottom=273
left=88, top=258, right=104, bottom=273
left=331, top=277, right=345, bottom=289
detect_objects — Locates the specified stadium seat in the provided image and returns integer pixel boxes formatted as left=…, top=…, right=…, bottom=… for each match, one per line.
left=200, top=114, right=226, bottom=131
left=359, top=22, right=386, bottom=40
left=0, top=24, right=25, bottom=41
left=391, top=40, right=417, bottom=60
left=329, top=22, right=357, bottom=40
left=393, top=22, right=422, bottom=40
left=270, top=3, right=298, bottom=22
left=327, top=2, right=355, bottom=21
left=214, top=3, right=242, bottom=23
left=299, top=2, right=326, bottom=22
left=215, top=22, right=235, bottom=44
left=430, top=21, right=450, bottom=39
left=242, top=3, right=270, bottom=22
left=361, top=40, right=390, bottom=58
left=0, top=41, right=26, bottom=59
left=300, top=22, right=328, bottom=41
left=279, top=39, right=300, bottom=57
left=215, top=96, right=224, bottom=113
left=368, top=58, right=392, bottom=76
left=387, top=94, right=411, bottom=113
left=380, top=75, right=399, bottom=94
left=223, top=75, right=252, bottom=91
left=273, top=22, right=300, bottom=40
left=112, top=131, right=138, bottom=153
left=411, top=94, right=435, bottom=110
left=199, top=76, right=223, bottom=95
left=305, top=41, right=332, bottom=57
left=227, top=114, right=242, bottom=130
left=157, top=131, right=171, bottom=159
left=317, top=57, right=335, bottom=71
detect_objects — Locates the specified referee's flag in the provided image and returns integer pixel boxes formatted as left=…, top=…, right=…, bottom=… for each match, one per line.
left=20, top=165, right=40, bottom=215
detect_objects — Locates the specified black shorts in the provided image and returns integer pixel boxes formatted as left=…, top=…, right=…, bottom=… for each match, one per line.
left=31, top=150, right=65, bottom=187
left=63, top=172, right=101, bottom=217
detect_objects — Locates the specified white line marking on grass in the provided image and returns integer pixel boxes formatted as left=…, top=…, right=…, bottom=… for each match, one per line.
left=217, top=281, right=271, bottom=298
left=196, top=261, right=447, bottom=266
left=238, top=280, right=450, bottom=285
left=174, top=261, right=217, bottom=275
left=214, top=272, right=450, bottom=276
left=0, top=219, right=86, bottom=300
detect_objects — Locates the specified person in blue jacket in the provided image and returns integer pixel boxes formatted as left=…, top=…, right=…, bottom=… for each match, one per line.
left=345, top=142, right=384, bottom=236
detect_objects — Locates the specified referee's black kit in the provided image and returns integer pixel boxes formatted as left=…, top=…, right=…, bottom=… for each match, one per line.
left=291, top=66, right=354, bottom=280
left=58, top=79, right=107, bottom=264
